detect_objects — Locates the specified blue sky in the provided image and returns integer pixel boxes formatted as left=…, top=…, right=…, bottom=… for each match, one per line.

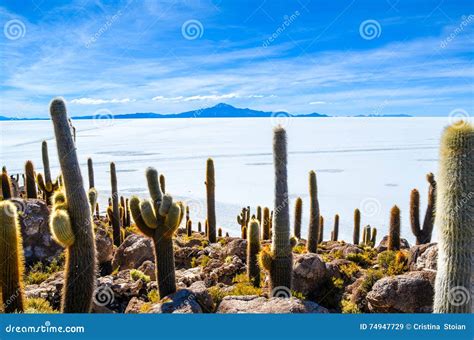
left=0, top=0, right=473, bottom=117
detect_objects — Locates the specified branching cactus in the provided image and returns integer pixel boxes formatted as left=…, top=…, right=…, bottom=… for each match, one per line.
left=247, top=218, right=261, bottom=287
left=307, top=170, right=320, bottom=253
left=37, top=141, right=59, bottom=204
left=410, top=173, right=437, bottom=244
left=353, top=208, right=360, bottom=245
left=49, top=98, right=96, bottom=313
left=130, top=167, right=184, bottom=298
left=24, top=160, right=37, bottom=199
left=1, top=171, right=13, bottom=199
left=0, top=201, right=25, bottom=313
left=434, top=123, right=473, bottom=313
left=259, top=126, right=292, bottom=296
left=206, top=158, right=217, bottom=243
left=332, top=214, right=339, bottom=241
left=293, top=197, right=302, bottom=239
left=388, top=205, right=401, bottom=251
left=87, top=158, right=94, bottom=189
left=110, top=162, right=121, bottom=246
left=262, top=207, right=270, bottom=240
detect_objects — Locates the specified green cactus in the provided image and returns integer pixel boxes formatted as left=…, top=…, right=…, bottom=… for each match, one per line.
left=353, top=208, right=360, bottom=245
left=206, top=158, right=216, bottom=243
left=37, top=141, right=59, bottom=204
left=49, top=98, right=96, bottom=313
left=110, top=162, right=121, bottom=247
left=293, top=197, right=302, bottom=239
left=130, top=167, right=183, bottom=298
left=259, top=126, right=292, bottom=296
left=159, top=174, right=166, bottom=193
left=410, top=173, right=437, bottom=245
left=318, top=215, right=324, bottom=243
left=0, top=201, right=25, bottom=313
left=370, top=227, right=377, bottom=247
left=88, top=188, right=98, bottom=215
left=388, top=205, right=401, bottom=251
left=307, top=170, right=320, bottom=253
left=257, top=206, right=262, bottom=226
left=1, top=170, right=12, bottom=199
left=241, top=225, right=247, bottom=239
left=262, top=207, right=270, bottom=240
left=247, top=218, right=261, bottom=287
left=434, top=123, right=473, bottom=313
left=187, top=219, right=193, bottom=237
left=87, top=158, right=94, bottom=189
left=331, top=214, right=339, bottom=241
left=361, top=225, right=367, bottom=246
left=24, top=160, right=37, bottom=199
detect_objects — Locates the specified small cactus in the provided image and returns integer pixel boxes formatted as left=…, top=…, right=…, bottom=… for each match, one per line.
left=24, top=160, right=37, bottom=199
left=331, top=214, right=339, bottom=241
left=218, top=227, right=222, bottom=237
left=36, top=141, right=59, bottom=204
left=370, top=227, right=377, bottom=246
left=318, top=215, right=324, bottom=243
left=293, top=197, right=302, bottom=239
left=434, top=123, right=473, bottom=313
left=205, top=158, right=217, bottom=243
left=1, top=170, right=12, bottom=199
left=353, top=209, right=360, bottom=245
left=0, top=201, right=25, bottom=313
left=130, top=167, right=183, bottom=298
left=247, top=218, right=261, bottom=287
left=87, top=158, right=94, bottom=189
left=388, top=205, right=401, bottom=251
left=198, top=221, right=202, bottom=233
left=88, top=188, right=98, bottom=215
left=257, top=206, right=262, bottom=226
left=186, top=220, right=192, bottom=237
left=410, top=173, right=437, bottom=244
left=307, top=170, right=320, bottom=253
left=110, top=162, right=121, bottom=247
left=159, top=174, right=166, bottom=193
left=262, top=207, right=270, bottom=240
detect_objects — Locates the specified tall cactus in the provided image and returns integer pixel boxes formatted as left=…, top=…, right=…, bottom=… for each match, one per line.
left=307, top=170, right=320, bottom=253
left=262, top=207, right=270, bottom=240
left=388, top=205, right=401, bottom=251
left=293, top=197, right=302, bottom=239
left=110, top=162, right=121, bottom=246
left=187, top=220, right=192, bottom=237
left=259, top=126, right=292, bottom=296
left=247, top=218, right=261, bottom=287
left=0, top=201, right=25, bottom=313
left=49, top=98, right=96, bottom=313
left=1, top=171, right=12, bottom=199
left=24, top=160, right=37, bottom=199
left=206, top=158, right=216, bottom=243
left=410, top=173, right=437, bottom=244
left=332, top=214, right=339, bottom=241
left=353, top=208, right=360, bottom=245
left=318, top=215, right=324, bottom=243
left=87, top=158, right=94, bottom=189
left=130, top=167, right=183, bottom=298
left=37, top=141, right=59, bottom=204
left=434, top=123, right=473, bottom=313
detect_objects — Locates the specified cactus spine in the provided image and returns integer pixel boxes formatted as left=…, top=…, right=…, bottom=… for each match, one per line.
left=410, top=174, right=437, bottom=244
left=130, top=167, right=183, bottom=298
left=0, top=201, right=25, bottom=313
left=110, top=162, right=121, bottom=246
left=293, top=197, right=302, bottom=239
left=331, top=214, right=339, bottom=241
left=24, top=160, right=37, bottom=199
left=49, top=98, right=96, bottom=313
left=353, top=208, right=360, bottom=245
left=388, top=205, right=401, bottom=251
left=260, top=127, right=292, bottom=296
left=205, top=158, right=216, bottom=243
left=247, top=218, right=261, bottom=287
left=434, top=123, right=473, bottom=313
left=307, top=170, right=320, bottom=253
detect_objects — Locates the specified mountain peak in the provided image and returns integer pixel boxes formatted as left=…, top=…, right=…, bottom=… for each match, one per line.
left=213, top=103, right=234, bottom=109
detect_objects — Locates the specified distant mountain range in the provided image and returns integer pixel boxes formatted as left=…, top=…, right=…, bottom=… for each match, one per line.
left=0, top=103, right=412, bottom=120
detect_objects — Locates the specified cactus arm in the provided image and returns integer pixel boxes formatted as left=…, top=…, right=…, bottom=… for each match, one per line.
left=50, top=209, right=75, bottom=247
left=421, top=173, right=436, bottom=243
left=410, top=189, right=421, bottom=242
left=129, top=196, right=154, bottom=237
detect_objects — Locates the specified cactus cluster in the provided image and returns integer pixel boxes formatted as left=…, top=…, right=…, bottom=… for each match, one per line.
left=410, top=173, right=436, bottom=244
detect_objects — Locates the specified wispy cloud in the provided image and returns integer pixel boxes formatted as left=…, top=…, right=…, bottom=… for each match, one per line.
left=71, top=97, right=135, bottom=105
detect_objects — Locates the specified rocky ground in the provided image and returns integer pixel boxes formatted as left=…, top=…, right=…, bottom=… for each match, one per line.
left=19, top=199, right=437, bottom=314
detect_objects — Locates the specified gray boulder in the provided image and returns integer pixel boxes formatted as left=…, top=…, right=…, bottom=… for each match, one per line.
left=216, top=296, right=328, bottom=313
left=112, top=234, right=154, bottom=270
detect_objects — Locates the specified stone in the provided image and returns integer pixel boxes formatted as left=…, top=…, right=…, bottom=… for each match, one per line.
left=376, top=236, right=410, bottom=252
left=203, top=255, right=246, bottom=285
left=366, top=270, right=436, bottom=313
left=292, top=253, right=327, bottom=296
left=223, top=239, right=247, bottom=262
left=25, top=271, right=64, bottom=310
left=137, top=260, right=156, bottom=280
left=216, top=296, right=328, bottom=313
left=112, top=234, right=154, bottom=270
left=410, top=243, right=437, bottom=271
left=95, top=226, right=114, bottom=264
left=124, top=297, right=146, bottom=314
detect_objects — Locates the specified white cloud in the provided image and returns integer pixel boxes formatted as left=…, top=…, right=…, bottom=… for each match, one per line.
left=70, top=98, right=135, bottom=105
left=309, top=101, right=327, bottom=105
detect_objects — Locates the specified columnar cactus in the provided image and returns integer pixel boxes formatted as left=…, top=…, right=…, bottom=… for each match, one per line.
left=187, top=220, right=192, bottom=236
left=130, top=167, right=183, bottom=298
left=241, top=225, right=247, bottom=239
left=198, top=221, right=202, bottom=233
left=88, top=188, right=98, bottom=215
left=257, top=206, right=262, bottom=226
left=434, top=123, right=473, bottom=313
left=318, top=215, right=324, bottom=243
left=293, top=197, right=302, bottom=239
left=332, top=214, right=339, bottom=241
left=1, top=171, right=12, bottom=199
left=37, top=141, right=59, bottom=204
left=24, top=160, right=37, bottom=199
left=206, top=158, right=217, bottom=243
left=388, top=205, right=401, bottom=251
left=0, top=201, right=25, bottom=313
left=87, top=158, right=94, bottom=189
left=370, top=227, right=377, bottom=247
left=110, top=162, right=121, bottom=246
left=307, top=170, right=320, bottom=253
left=159, top=174, right=166, bottom=193
left=410, top=173, right=437, bottom=244
left=49, top=98, right=96, bottom=313
left=353, top=208, right=360, bottom=245
left=247, top=218, right=261, bottom=287
left=259, top=127, right=292, bottom=296
left=262, top=207, right=270, bottom=240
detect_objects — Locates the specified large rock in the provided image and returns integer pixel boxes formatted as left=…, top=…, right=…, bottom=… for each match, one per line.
left=223, top=239, right=247, bottom=262
left=176, top=267, right=203, bottom=287
left=330, top=244, right=363, bottom=257
left=203, top=255, right=246, bottom=285
left=174, top=246, right=202, bottom=269
left=292, top=253, right=327, bottom=296
left=112, top=234, right=154, bottom=270
left=12, top=198, right=62, bottom=265
left=366, top=270, right=436, bottom=313
left=95, top=226, right=113, bottom=265
left=376, top=236, right=410, bottom=252
left=217, top=296, right=328, bottom=313
left=410, top=243, right=437, bottom=271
